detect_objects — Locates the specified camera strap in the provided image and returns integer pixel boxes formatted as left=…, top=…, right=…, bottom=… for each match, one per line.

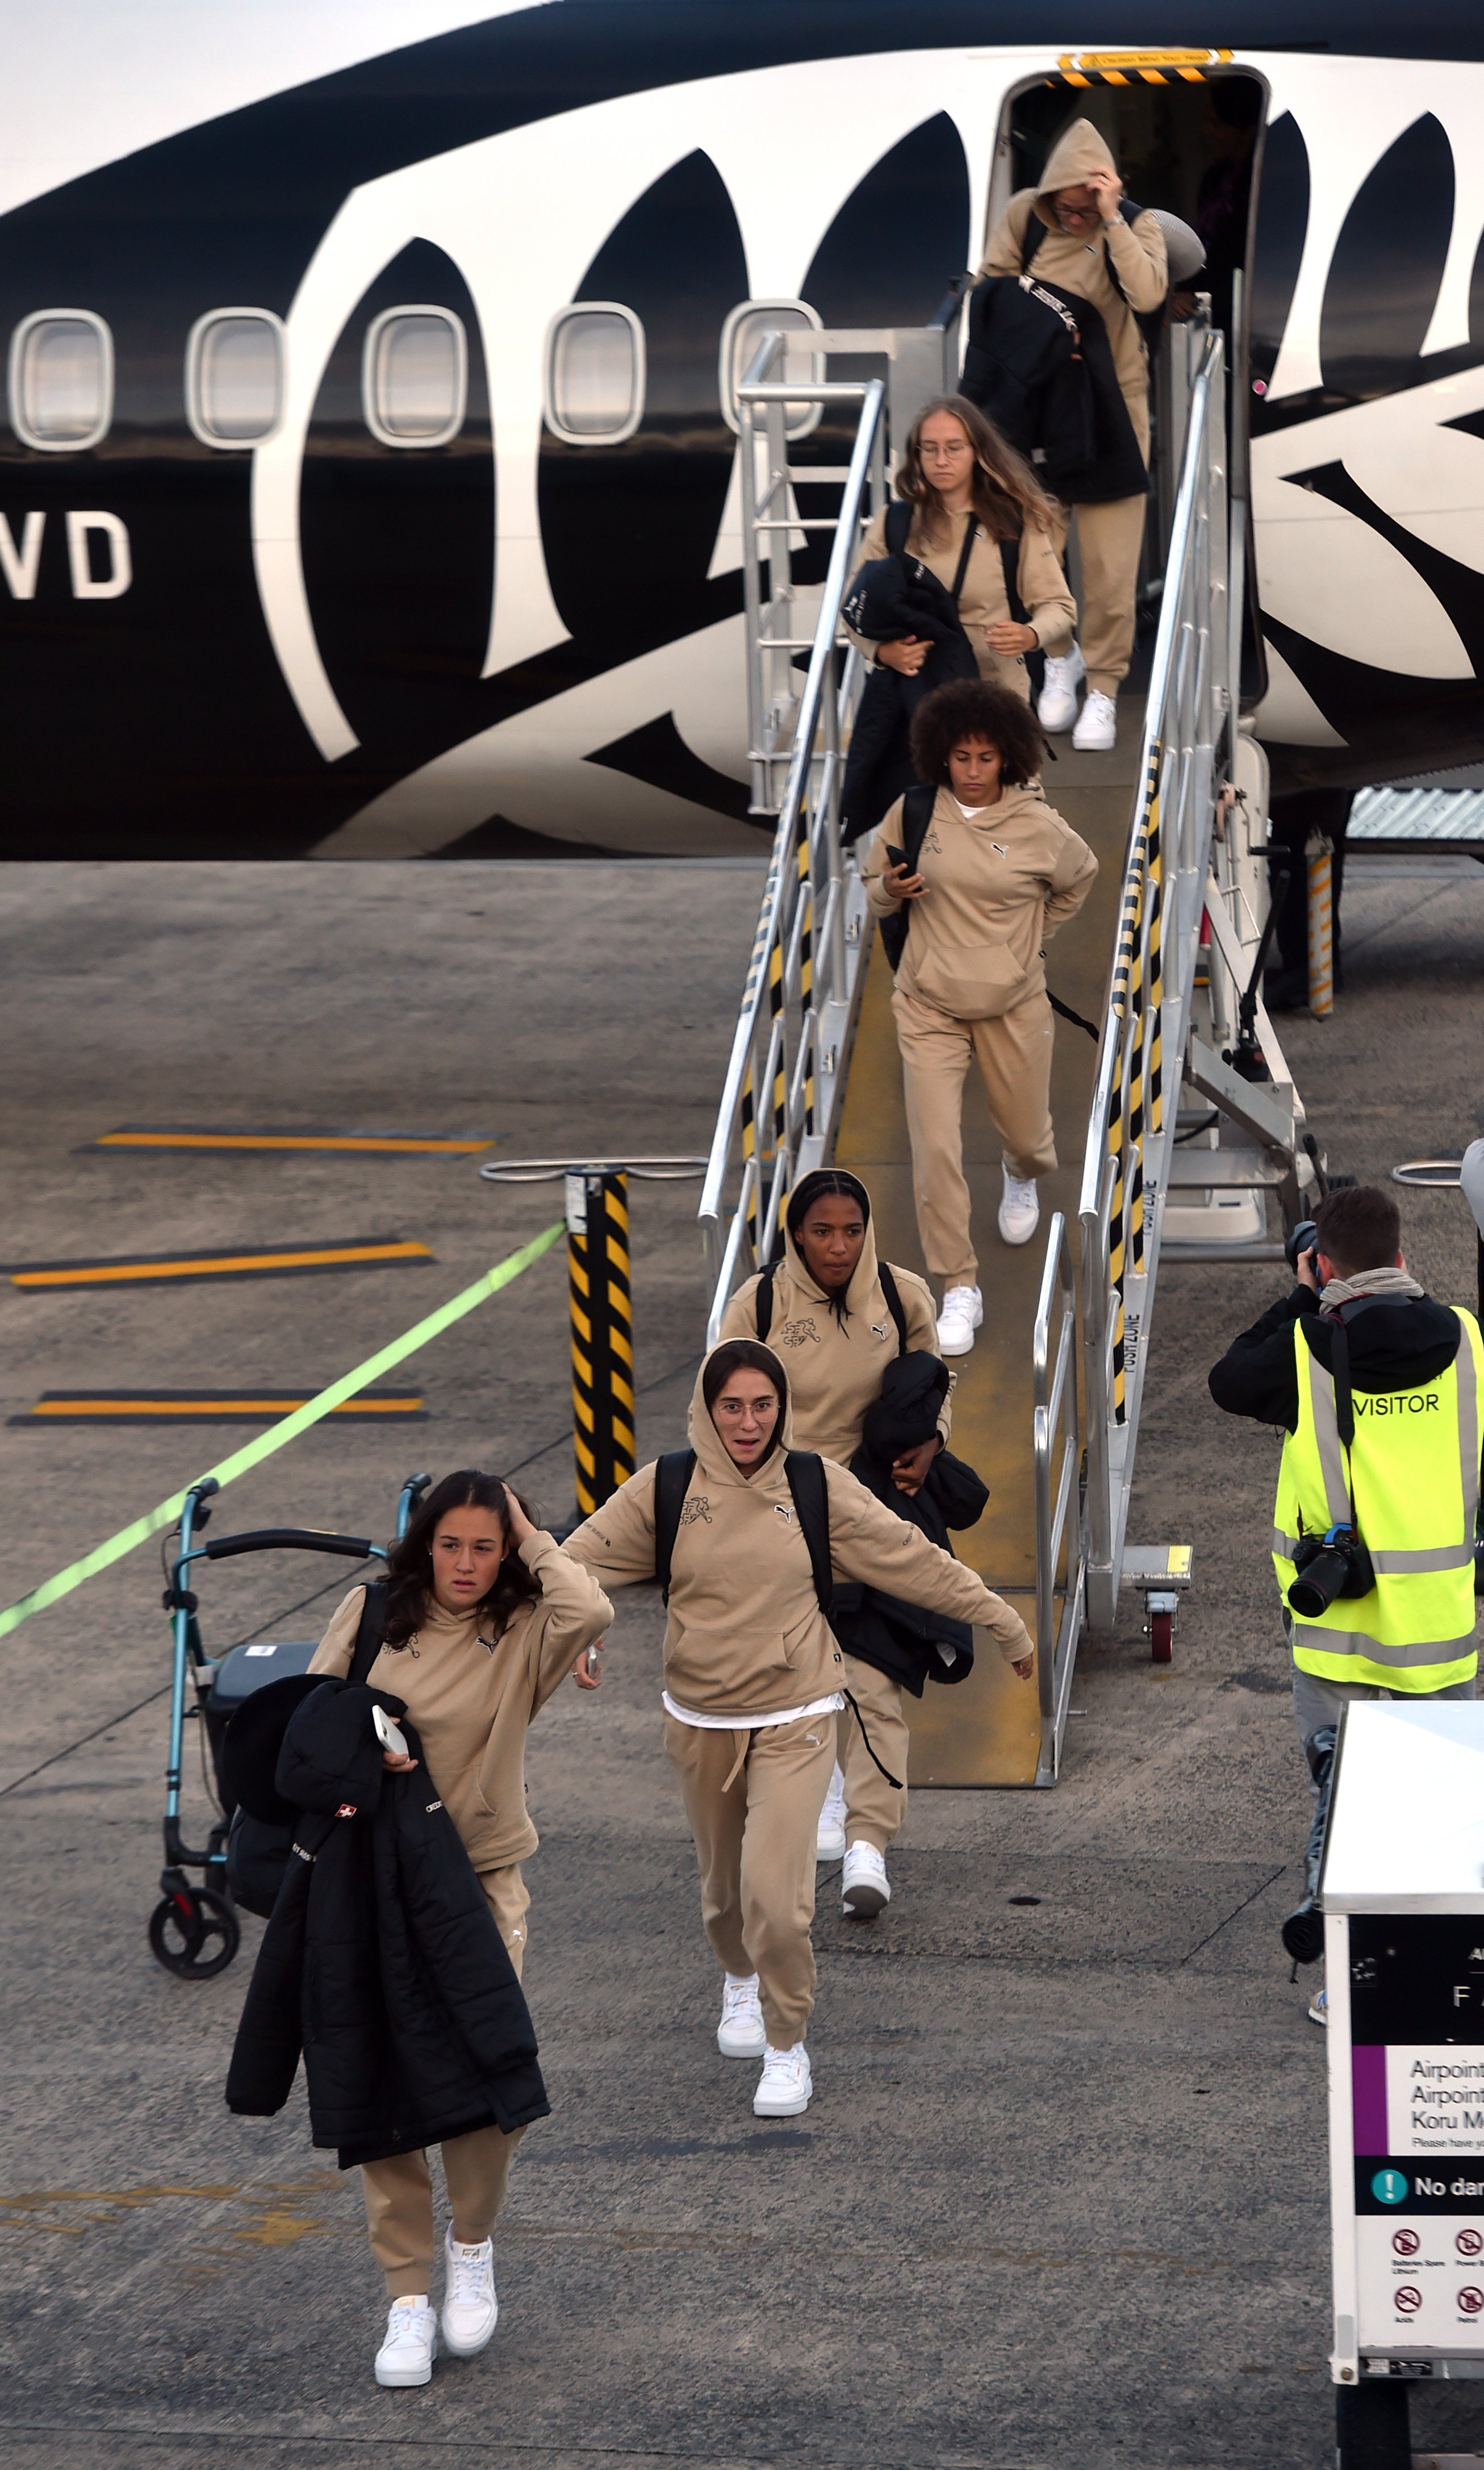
left=1328, top=1318, right=1357, bottom=1453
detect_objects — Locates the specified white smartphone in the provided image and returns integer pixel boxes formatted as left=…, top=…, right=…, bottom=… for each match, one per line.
left=372, top=1704, right=409, bottom=1760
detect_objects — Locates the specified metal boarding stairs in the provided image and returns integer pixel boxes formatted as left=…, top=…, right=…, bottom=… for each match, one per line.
left=699, top=312, right=1317, bottom=1782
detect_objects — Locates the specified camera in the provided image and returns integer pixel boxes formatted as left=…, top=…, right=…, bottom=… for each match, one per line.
left=1285, top=1217, right=1319, bottom=1276
left=1287, top=1524, right=1377, bottom=1618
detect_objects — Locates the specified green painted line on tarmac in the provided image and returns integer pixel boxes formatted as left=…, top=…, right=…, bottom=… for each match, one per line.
left=0, top=1223, right=565, bottom=1642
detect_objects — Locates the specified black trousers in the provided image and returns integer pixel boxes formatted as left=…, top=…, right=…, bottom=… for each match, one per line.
left=1265, top=788, right=1353, bottom=976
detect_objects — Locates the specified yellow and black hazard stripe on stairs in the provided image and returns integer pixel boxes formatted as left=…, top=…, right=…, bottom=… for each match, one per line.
left=83, top=1125, right=495, bottom=1155
left=12, top=1389, right=427, bottom=1425
left=6, top=1238, right=434, bottom=1292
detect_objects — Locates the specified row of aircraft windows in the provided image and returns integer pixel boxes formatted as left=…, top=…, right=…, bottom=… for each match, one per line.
left=2, top=299, right=826, bottom=453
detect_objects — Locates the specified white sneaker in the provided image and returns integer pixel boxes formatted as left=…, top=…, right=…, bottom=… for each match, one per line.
left=717, top=1971, right=766, bottom=2058
left=816, top=1763, right=847, bottom=1861
left=753, top=2042, right=813, bottom=2117
left=1036, top=642, right=1084, bottom=732
left=1309, top=1985, right=1328, bottom=2027
left=1072, top=688, right=1117, bottom=752
left=936, top=1283, right=982, bottom=1357
left=842, top=1841, right=891, bottom=1917
left=440, top=2225, right=498, bottom=2358
left=998, top=1167, right=1040, bottom=1247
left=375, top=2297, right=437, bottom=2387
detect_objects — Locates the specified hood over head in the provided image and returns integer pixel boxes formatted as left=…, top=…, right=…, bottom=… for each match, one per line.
left=687, top=1340, right=796, bottom=1487
left=781, top=1169, right=883, bottom=1320
left=1034, top=117, right=1118, bottom=229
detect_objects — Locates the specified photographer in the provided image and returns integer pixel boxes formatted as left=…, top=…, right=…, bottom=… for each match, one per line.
left=1209, top=1185, right=1483, bottom=2019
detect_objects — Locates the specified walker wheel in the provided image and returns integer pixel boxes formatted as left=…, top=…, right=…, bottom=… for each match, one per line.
left=148, top=1885, right=240, bottom=1980
left=1149, top=1609, right=1173, bottom=1664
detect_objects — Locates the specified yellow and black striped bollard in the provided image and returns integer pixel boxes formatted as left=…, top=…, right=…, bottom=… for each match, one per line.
left=566, top=1170, right=636, bottom=1516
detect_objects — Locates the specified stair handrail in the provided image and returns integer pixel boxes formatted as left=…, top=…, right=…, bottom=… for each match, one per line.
left=699, top=336, right=887, bottom=1336
left=1075, top=323, right=1231, bottom=1629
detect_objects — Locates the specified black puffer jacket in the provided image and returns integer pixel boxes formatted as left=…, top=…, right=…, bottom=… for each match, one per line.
left=225, top=1678, right=549, bottom=2168
left=839, top=512, right=979, bottom=847
left=830, top=1354, right=989, bottom=1695
left=1208, top=1285, right=1466, bottom=1434
left=960, top=272, right=1147, bottom=505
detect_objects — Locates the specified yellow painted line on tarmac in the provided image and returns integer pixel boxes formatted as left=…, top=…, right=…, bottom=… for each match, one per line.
left=15, top=1391, right=426, bottom=1424
left=89, top=1127, right=494, bottom=1154
left=9, top=1240, right=433, bottom=1290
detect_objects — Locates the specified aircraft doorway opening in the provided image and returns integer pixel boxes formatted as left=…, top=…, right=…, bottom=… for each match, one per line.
left=991, top=67, right=1268, bottom=644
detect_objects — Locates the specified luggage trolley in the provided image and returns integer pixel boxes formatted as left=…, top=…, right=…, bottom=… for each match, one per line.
left=149, top=1469, right=431, bottom=1980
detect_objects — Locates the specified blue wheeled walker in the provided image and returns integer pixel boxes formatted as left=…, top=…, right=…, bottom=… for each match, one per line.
left=148, top=1468, right=432, bottom=1979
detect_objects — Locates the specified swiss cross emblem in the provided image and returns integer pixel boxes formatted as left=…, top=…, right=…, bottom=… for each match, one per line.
left=336, top=1802, right=357, bottom=1818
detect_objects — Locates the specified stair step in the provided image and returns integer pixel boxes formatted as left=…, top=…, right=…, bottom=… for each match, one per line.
left=1164, top=1146, right=1289, bottom=1189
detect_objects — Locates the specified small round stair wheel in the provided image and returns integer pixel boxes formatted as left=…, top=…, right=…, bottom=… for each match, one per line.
left=148, top=1885, right=240, bottom=1980
left=1149, top=1608, right=1173, bottom=1664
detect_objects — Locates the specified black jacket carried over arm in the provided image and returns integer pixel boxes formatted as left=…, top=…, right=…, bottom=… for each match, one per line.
left=839, top=524, right=980, bottom=847
left=959, top=273, right=1147, bottom=506
left=829, top=1353, right=989, bottom=1696
left=225, top=1678, right=549, bottom=2169
left=1208, top=1284, right=1465, bottom=1431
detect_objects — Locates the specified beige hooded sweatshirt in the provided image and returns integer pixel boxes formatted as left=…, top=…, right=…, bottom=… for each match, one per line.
left=980, top=119, right=1168, bottom=453
left=864, top=783, right=1097, bottom=1019
left=563, top=1350, right=1031, bottom=1720
left=843, top=505, right=1075, bottom=695
left=309, top=1532, right=612, bottom=1870
left=717, top=1200, right=949, bottom=1466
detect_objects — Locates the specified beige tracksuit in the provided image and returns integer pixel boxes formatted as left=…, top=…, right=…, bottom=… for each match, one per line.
left=565, top=1353, right=1031, bottom=2046
left=980, top=120, right=1168, bottom=697
left=844, top=506, right=1075, bottom=699
left=310, top=1541, right=612, bottom=2298
left=718, top=1213, right=951, bottom=1849
left=864, top=784, right=1098, bottom=1286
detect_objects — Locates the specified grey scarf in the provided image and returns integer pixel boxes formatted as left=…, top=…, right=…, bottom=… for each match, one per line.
left=1320, top=1265, right=1424, bottom=1310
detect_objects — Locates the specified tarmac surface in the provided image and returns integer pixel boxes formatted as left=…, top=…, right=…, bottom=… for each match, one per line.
left=1, top=848, right=1482, bottom=2470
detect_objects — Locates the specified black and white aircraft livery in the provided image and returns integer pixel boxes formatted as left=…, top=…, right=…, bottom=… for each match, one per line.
left=1, top=1, right=1481, bottom=859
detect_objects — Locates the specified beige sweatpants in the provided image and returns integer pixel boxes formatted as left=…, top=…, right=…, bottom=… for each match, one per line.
left=665, top=1710, right=837, bottom=2049
left=1051, top=493, right=1149, bottom=697
left=837, top=1654, right=909, bottom=1852
left=893, top=981, right=1057, bottom=1285
left=361, top=1862, right=531, bottom=2300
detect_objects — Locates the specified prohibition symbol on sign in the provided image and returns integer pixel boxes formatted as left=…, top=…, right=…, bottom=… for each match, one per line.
left=1393, top=2228, right=1421, bottom=2256
left=1395, top=2287, right=1423, bottom=2314
left=1458, top=2286, right=1484, bottom=2314
left=1458, top=2227, right=1484, bottom=2258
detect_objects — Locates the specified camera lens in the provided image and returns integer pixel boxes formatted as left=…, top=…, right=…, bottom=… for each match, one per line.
left=1288, top=1547, right=1353, bottom=1620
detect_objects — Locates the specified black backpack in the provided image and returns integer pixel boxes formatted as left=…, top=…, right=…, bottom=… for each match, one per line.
left=653, top=1449, right=833, bottom=1617
left=879, top=782, right=937, bottom=973
left=754, top=1254, right=909, bottom=1356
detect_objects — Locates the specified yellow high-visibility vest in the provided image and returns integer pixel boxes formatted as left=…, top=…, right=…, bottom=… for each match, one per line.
left=1273, top=1307, right=1482, bottom=1692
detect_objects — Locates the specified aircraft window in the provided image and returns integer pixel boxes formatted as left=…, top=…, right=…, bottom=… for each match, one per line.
left=545, top=304, right=645, bottom=445
left=8, top=310, right=113, bottom=451
left=362, top=306, right=467, bottom=448
left=185, top=310, right=285, bottom=447
left=719, top=301, right=823, bottom=440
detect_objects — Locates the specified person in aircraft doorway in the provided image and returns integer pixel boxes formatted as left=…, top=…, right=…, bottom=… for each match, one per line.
left=978, top=119, right=1168, bottom=754
left=302, top=1474, right=611, bottom=2388
left=838, top=394, right=1076, bottom=844
left=863, top=677, right=1098, bottom=1351
left=564, top=1341, right=1033, bottom=2119
left=717, top=1169, right=953, bottom=1911
left=1207, top=1185, right=1483, bottom=2029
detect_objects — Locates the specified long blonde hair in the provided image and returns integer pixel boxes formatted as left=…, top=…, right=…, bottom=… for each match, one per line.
left=895, top=395, right=1059, bottom=545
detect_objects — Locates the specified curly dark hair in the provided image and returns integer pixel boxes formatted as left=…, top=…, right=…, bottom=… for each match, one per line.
left=382, top=1468, right=541, bottom=1648
left=908, top=677, right=1044, bottom=790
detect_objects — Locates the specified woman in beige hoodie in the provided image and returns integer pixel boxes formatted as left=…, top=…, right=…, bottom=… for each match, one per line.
left=979, top=118, right=1168, bottom=749
left=309, top=1469, right=611, bottom=2389
left=564, top=1338, right=1032, bottom=2120
left=845, top=393, right=1074, bottom=703
left=864, top=677, right=1098, bottom=1356
left=717, top=1167, right=950, bottom=1906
